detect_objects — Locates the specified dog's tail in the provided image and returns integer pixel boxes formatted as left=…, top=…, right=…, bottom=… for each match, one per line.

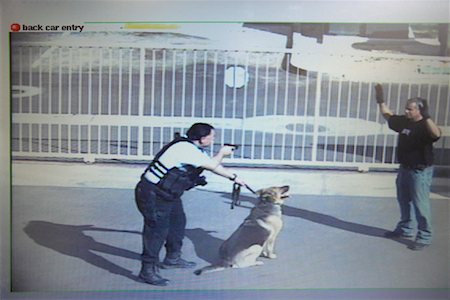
left=193, top=264, right=227, bottom=275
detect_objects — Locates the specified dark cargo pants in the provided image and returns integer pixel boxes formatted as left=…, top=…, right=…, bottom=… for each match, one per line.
left=134, top=179, right=187, bottom=264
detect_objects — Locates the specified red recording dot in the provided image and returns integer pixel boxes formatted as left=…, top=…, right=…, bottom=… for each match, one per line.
left=11, top=23, right=21, bottom=32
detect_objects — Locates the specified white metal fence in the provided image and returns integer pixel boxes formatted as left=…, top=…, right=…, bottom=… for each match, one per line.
left=11, top=45, right=450, bottom=168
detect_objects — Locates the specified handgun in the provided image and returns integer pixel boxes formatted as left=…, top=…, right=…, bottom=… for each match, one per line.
left=224, top=143, right=239, bottom=150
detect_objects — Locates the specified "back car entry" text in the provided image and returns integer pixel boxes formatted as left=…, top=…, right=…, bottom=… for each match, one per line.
left=18, top=24, right=85, bottom=32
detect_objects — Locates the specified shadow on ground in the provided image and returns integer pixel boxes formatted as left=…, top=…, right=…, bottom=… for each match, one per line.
left=185, top=228, right=222, bottom=265
left=215, top=192, right=415, bottom=247
left=431, top=184, right=450, bottom=198
left=22, top=192, right=417, bottom=284
left=352, top=39, right=443, bottom=56
left=23, top=221, right=141, bottom=282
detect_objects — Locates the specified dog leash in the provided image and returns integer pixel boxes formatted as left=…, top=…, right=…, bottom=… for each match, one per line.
left=244, top=184, right=256, bottom=195
left=230, top=183, right=257, bottom=209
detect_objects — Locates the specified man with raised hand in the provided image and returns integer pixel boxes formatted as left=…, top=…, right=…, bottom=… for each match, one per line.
left=374, top=84, right=441, bottom=250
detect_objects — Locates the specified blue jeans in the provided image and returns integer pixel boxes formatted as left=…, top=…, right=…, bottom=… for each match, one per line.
left=395, top=165, right=434, bottom=244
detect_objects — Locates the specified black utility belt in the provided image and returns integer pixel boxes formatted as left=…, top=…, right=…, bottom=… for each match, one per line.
left=400, top=164, right=431, bottom=171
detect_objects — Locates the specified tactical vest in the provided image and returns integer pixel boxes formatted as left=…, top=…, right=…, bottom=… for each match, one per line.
left=143, top=137, right=207, bottom=198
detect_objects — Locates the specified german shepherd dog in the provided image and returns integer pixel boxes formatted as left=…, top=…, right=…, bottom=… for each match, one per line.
left=194, top=185, right=290, bottom=275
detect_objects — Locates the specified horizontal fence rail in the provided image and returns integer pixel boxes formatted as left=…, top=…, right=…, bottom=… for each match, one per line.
left=11, top=45, right=450, bottom=168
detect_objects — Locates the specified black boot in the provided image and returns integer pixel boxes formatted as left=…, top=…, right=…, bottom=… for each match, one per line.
left=138, top=262, right=169, bottom=286
left=161, top=257, right=196, bottom=269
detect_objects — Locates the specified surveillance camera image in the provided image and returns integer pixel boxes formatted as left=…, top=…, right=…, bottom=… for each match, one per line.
left=2, top=1, right=449, bottom=300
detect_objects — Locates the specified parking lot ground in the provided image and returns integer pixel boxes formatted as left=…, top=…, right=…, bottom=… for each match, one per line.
left=7, top=161, right=450, bottom=299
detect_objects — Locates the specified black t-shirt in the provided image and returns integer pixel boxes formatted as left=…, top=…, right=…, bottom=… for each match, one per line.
left=388, top=115, right=439, bottom=166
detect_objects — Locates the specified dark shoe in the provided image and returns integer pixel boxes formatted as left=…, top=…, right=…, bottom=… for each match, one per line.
left=138, top=263, right=169, bottom=286
left=161, top=257, right=196, bottom=269
left=384, top=231, right=414, bottom=239
left=408, top=242, right=430, bottom=251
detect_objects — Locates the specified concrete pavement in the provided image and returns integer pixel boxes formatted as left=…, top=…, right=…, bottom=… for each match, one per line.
left=7, top=161, right=450, bottom=299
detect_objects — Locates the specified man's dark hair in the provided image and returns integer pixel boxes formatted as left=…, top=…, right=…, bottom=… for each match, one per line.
left=186, top=123, right=214, bottom=141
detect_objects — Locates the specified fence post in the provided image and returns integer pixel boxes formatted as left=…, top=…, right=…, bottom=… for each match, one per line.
left=311, top=72, right=322, bottom=162
left=138, top=47, right=145, bottom=158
